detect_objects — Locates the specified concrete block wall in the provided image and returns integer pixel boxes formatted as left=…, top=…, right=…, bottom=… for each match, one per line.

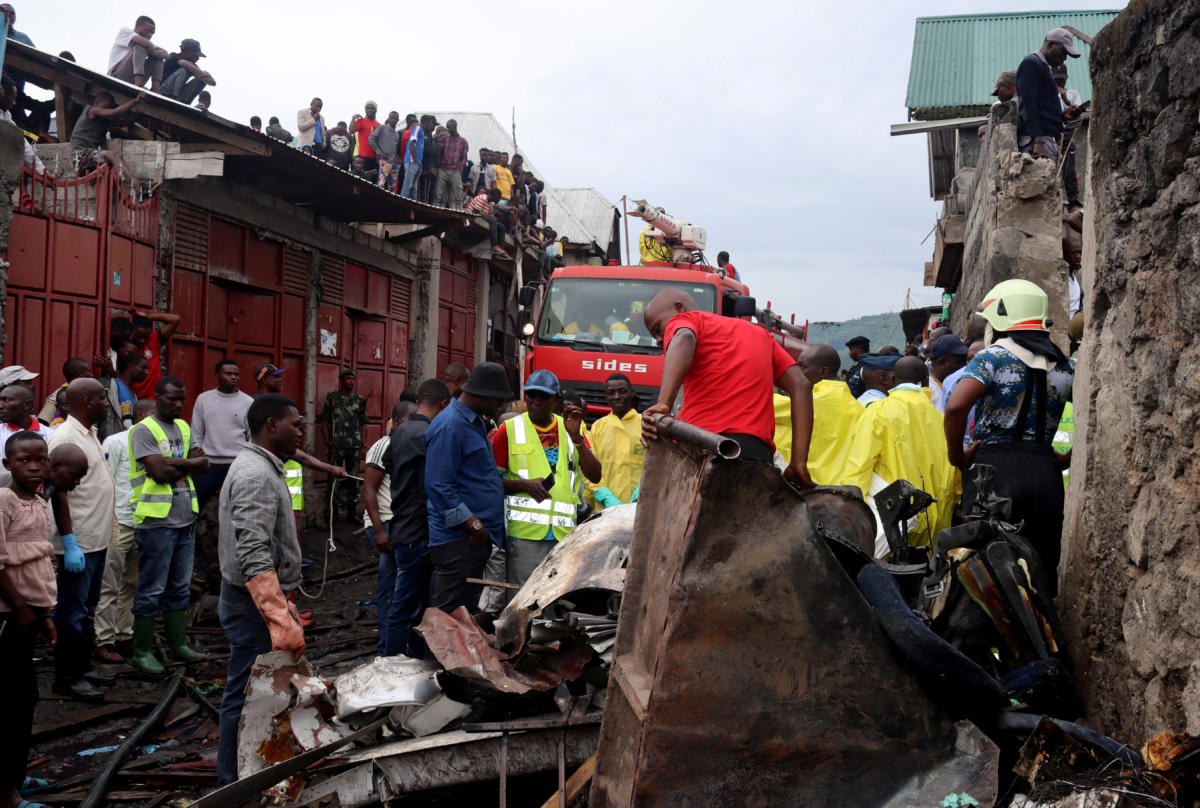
left=1059, top=0, right=1200, bottom=743
left=950, top=101, right=1068, bottom=349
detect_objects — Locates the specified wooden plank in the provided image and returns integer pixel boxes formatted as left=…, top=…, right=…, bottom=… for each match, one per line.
left=30, top=702, right=145, bottom=739
left=53, top=84, right=68, bottom=142
left=538, top=753, right=597, bottom=808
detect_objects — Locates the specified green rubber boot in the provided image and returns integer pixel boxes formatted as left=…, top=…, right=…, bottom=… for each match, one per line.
left=130, top=614, right=165, bottom=675
left=164, top=610, right=207, bottom=663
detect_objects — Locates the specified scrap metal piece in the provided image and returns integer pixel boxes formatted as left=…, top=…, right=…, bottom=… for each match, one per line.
left=647, top=413, right=741, bottom=459
left=591, top=431, right=1000, bottom=807
left=332, top=655, right=442, bottom=720
left=237, top=650, right=346, bottom=801
left=494, top=503, right=635, bottom=657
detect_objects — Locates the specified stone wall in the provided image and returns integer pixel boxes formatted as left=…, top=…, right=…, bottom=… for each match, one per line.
left=949, top=101, right=1069, bottom=348
left=1059, top=0, right=1200, bottom=742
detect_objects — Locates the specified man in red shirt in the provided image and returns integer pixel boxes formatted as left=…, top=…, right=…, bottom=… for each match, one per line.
left=641, top=288, right=814, bottom=487
left=130, top=310, right=180, bottom=400
left=351, top=101, right=381, bottom=174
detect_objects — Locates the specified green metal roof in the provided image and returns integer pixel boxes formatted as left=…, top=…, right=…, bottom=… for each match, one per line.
left=905, top=10, right=1120, bottom=112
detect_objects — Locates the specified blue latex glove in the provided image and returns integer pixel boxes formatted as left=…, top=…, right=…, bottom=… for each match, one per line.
left=631, top=484, right=640, bottom=503
left=60, top=533, right=85, bottom=573
left=594, top=487, right=622, bottom=508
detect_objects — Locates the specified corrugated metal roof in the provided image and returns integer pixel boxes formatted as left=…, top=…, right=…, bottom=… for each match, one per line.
left=423, top=111, right=546, bottom=180
left=545, top=187, right=618, bottom=251
left=905, top=10, right=1120, bottom=111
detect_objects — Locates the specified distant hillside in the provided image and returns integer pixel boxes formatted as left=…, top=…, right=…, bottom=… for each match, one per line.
left=804, top=312, right=907, bottom=369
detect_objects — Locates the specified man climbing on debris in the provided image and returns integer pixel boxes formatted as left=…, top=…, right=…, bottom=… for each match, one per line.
left=1017, top=27, right=1081, bottom=160
left=216, top=394, right=307, bottom=786
left=492, top=370, right=601, bottom=585
left=640, top=288, right=814, bottom=488
left=944, top=279, right=1074, bottom=591
left=841, top=356, right=958, bottom=552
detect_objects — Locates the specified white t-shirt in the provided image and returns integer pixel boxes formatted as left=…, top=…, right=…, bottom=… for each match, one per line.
left=0, top=419, right=54, bottom=458
left=108, top=27, right=136, bottom=72
left=104, top=428, right=136, bottom=527
left=1068, top=270, right=1082, bottom=317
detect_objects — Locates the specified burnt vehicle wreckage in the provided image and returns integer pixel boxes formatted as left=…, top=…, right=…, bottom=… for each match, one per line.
left=26, top=414, right=1198, bottom=807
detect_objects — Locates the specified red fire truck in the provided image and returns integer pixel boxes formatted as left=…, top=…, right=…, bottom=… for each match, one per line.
left=518, top=201, right=808, bottom=414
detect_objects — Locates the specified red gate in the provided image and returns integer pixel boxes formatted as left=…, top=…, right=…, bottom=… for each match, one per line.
left=437, top=244, right=478, bottom=373
left=7, top=166, right=156, bottom=404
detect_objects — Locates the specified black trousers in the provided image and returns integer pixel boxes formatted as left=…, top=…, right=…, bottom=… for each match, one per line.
left=722, top=433, right=775, bottom=464
left=0, top=612, right=40, bottom=792
left=961, top=443, right=1065, bottom=593
left=429, top=538, right=493, bottom=614
left=1062, top=138, right=1080, bottom=207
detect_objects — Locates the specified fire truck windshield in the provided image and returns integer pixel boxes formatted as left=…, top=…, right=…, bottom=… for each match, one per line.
left=535, top=278, right=717, bottom=352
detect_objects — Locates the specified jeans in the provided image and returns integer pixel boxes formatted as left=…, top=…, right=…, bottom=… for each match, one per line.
left=377, top=531, right=432, bottom=657
left=0, top=612, right=39, bottom=791
left=96, top=524, right=138, bottom=644
left=429, top=538, right=493, bottom=614
left=109, top=45, right=164, bottom=86
left=193, top=462, right=231, bottom=513
left=54, top=548, right=107, bottom=678
left=217, top=581, right=272, bottom=786
left=133, top=524, right=196, bottom=615
left=161, top=67, right=205, bottom=104
left=401, top=161, right=421, bottom=199
left=480, top=214, right=504, bottom=248
left=435, top=167, right=463, bottom=208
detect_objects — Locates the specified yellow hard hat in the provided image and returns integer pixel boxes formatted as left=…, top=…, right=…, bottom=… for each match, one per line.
left=977, top=279, right=1049, bottom=332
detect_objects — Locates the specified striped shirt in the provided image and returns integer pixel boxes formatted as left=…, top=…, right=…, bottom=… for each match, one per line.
left=465, top=193, right=493, bottom=216
left=363, top=436, right=393, bottom=527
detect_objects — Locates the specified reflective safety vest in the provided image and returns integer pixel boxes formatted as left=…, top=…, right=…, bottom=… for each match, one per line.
left=129, top=417, right=198, bottom=524
left=1053, top=402, right=1074, bottom=488
left=284, top=459, right=303, bottom=511
left=504, top=413, right=580, bottom=542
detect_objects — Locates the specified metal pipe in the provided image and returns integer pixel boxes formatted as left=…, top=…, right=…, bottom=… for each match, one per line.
left=650, top=414, right=741, bottom=460
left=80, top=675, right=184, bottom=808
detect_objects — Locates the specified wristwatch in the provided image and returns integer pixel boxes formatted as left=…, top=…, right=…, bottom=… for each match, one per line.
left=467, top=518, right=484, bottom=533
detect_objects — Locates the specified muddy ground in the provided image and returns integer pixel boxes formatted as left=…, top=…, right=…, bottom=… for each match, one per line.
left=24, top=522, right=562, bottom=807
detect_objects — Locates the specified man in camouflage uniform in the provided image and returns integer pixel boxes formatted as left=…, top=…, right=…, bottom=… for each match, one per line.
left=319, top=369, right=368, bottom=523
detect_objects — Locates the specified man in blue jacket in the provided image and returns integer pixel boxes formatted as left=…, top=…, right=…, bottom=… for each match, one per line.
left=423, top=363, right=512, bottom=613
left=1016, top=27, right=1080, bottom=161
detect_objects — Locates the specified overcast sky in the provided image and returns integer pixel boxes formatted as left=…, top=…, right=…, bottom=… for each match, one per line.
left=16, top=0, right=1122, bottom=323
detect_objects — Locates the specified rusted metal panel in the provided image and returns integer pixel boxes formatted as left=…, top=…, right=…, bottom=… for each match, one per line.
left=108, top=234, right=133, bottom=306
left=591, top=438, right=999, bottom=807
left=230, top=287, right=276, bottom=347
left=353, top=317, right=387, bottom=367
left=343, top=262, right=368, bottom=311
left=245, top=236, right=281, bottom=289
left=282, top=293, right=305, bottom=351
left=206, top=217, right=246, bottom=282
left=131, top=241, right=155, bottom=309
left=367, top=270, right=390, bottom=317
left=204, top=282, right=228, bottom=344
left=389, top=320, right=409, bottom=370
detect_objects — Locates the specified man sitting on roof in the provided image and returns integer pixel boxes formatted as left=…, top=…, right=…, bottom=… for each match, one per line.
left=160, top=39, right=215, bottom=106
left=108, top=15, right=167, bottom=92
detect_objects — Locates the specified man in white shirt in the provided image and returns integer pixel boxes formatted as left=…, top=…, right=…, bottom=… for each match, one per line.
left=48, top=379, right=117, bottom=702
left=0, top=373, right=53, bottom=455
left=191, top=359, right=253, bottom=512
left=94, top=399, right=156, bottom=664
left=108, top=15, right=167, bottom=91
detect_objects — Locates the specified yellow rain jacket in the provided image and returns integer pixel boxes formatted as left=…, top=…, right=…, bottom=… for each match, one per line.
left=774, top=382, right=862, bottom=485
left=840, top=386, right=958, bottom=548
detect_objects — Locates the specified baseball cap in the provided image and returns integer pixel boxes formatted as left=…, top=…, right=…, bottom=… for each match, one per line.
left=930, top=335, right=969, bottom=360
left=255, top=363, right=285, bottom=383
left=1045, top=27, right=1081, bottom=57
left=339, top=368, right=356, bottom=378
left=180, top=38, right=205, bottom=57
left=990, top=69, right=1017, bottom=95
left=1051, top=63, right=1069, bottom=81
left=0, top=365, right=39, bottom=388
left=523, top=369, right=560, bottom=396
left=858, top=354, right=900, bottom=371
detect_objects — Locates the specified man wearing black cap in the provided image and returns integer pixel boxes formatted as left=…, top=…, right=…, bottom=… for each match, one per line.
left=319, top=370, right=368, bottom=523
left=844, top=336, right=871, bottom=398
left=161, top=38, right=215, bottom=106
left=929, top=335, right=969, bottom=412
left=423, top=362, right=512, bottom=613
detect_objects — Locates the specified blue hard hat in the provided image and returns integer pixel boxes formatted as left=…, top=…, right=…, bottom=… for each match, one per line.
left=523, top=369, right=560, bottom=395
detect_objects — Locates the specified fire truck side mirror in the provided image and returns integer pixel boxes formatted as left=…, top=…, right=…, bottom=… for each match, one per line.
left=518, top=284, right=537, bottom=307
left=732, top=295, right=757, bottom=318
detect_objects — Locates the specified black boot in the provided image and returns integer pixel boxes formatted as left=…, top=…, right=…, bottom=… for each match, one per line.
left=53, top=634, right=105, bottom=703
left=80, top=617, right=115, bottom=685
